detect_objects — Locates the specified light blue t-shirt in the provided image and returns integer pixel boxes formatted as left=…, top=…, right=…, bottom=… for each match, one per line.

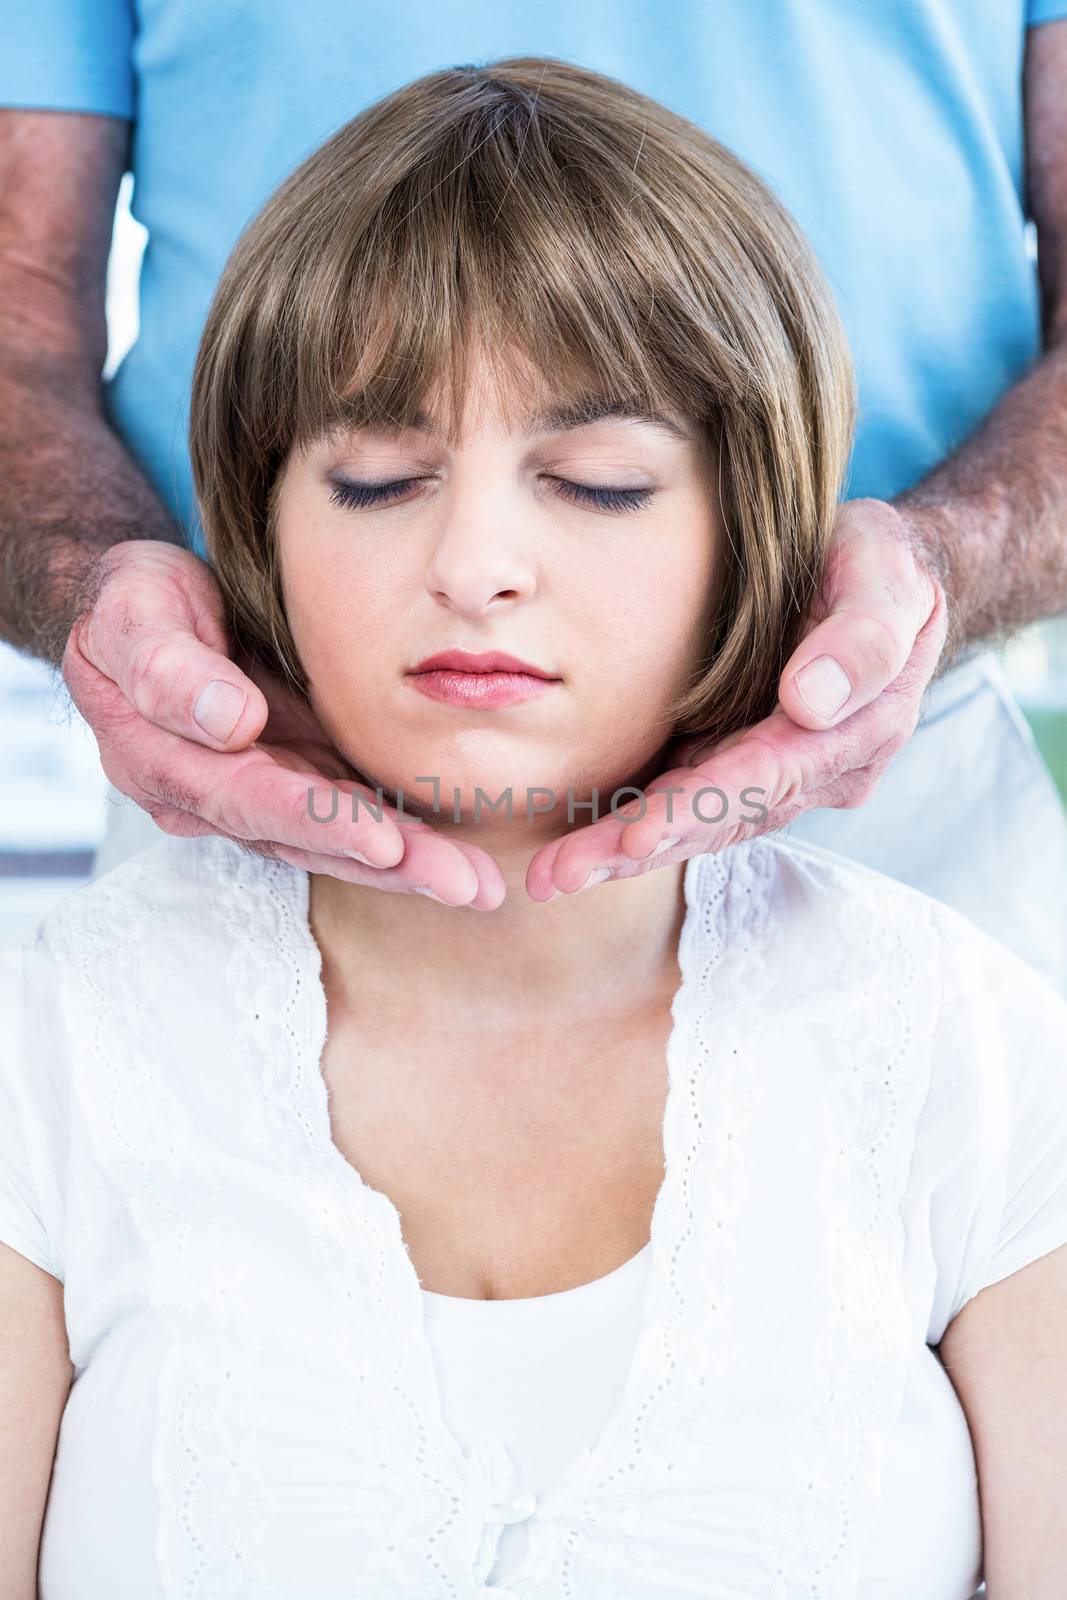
left=3, top=0, right=1065, bottom=559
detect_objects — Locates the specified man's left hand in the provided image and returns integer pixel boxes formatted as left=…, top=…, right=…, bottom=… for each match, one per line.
left=525, top=497, right=949, bottom=898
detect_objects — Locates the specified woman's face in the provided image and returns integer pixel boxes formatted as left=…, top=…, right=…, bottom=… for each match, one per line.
left=273, top=346, right=721, bottom=835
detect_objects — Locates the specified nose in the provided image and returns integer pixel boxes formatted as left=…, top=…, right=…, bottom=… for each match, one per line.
left=424, top=493, right=538, bottom=617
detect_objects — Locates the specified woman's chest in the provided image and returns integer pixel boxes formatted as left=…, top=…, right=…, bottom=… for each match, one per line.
left=59, top=1014, right=966, bottom=1600
left=56, top=844, right=958, bottom=1596
left=317, top=1004, right=674, bottom=1299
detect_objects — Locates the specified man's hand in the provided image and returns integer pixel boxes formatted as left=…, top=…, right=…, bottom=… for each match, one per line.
left=61, top=540, right=507, bottom=908
left=525, top=498, right=948, bottom=898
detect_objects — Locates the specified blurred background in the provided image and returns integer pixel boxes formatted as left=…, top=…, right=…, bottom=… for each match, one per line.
left=3, top=178, right=1067, bottom=949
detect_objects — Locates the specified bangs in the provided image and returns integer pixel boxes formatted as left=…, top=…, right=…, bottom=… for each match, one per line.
left=246, top=70, right=759, bottom=464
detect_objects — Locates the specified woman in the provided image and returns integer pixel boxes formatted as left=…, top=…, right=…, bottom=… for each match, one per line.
left=2, top=56, right=1067, bottom=1600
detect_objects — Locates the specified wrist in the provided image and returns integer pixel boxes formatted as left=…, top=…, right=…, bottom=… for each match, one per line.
left=47, top=532, right=184, bottom=671
left=886, top=495, right=967, bottom=673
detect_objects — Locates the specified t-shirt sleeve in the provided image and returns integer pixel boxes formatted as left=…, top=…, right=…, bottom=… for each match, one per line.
left=1028, top=0, right=1067, bottom=24
left=925, top=901, right=1067, bottom=1342
left=0, top=0, right=135, bottom=119
left=0, top=942, right=63, bottom=1281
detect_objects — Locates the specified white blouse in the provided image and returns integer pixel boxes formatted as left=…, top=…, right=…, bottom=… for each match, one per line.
left=422, top=1242, right=653, bottom=1586
left=3, top=828, right=1067, bottom=1599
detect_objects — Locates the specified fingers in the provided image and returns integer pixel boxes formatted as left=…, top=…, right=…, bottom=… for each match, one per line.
left=778, top=498, right=944, bottom=730
left=527, top=727, right=798, bottom=897
left=266, top=829, right=507, bottom=910
left=68, top=640, right=511, bottom=901
left=65, top=644, right=399, bottom=857
left=525, top=820, right=694, bottom=901
left=526, top=634, right=940, bottom=900
left=67, top=541, right=268, bottom=750
left=59, top=553, right=512, bottom=904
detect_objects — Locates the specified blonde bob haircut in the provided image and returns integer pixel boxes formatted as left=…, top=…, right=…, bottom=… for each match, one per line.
left=189, top=55, right=856, bottom=749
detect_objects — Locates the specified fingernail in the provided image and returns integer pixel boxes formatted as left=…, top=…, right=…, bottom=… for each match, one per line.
left=412, top=885, right=448, bottom=904
left=794, top=656, right=851, bottom=719
left=577, top=866, right=613, bottom=892
left=345, top=850, right=376, bottom=865
left=193, top=679, right=247, bottom=741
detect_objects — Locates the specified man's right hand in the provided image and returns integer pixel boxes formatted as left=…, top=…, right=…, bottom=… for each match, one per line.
left=62, top=540, right=507, bottom=908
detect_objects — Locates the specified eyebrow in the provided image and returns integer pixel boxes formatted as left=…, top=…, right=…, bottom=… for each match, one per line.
left=527, top=395, right=693, bottom=443
left=396, top=394, right=693, bottom=443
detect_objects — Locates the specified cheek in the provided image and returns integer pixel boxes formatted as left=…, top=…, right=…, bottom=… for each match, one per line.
left=281, top=551, right=331, bottom=633
left=598, top=519, right=717, bottom=675
left=279, top=528, right=397, bottom=679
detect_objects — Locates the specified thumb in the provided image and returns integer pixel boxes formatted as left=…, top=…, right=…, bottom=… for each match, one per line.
left=70, top=545, right=270, bottom=749
left=73, top=606, right=268, bottom=748
left=778, top=500, right=941, bottom=729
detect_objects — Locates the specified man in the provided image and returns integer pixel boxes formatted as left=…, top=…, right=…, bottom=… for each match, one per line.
left=1, top=1, right=1066, bottom=990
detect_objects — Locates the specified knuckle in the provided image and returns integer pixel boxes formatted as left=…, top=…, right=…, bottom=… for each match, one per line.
left=849, top=609, right=903, bottom=680
left=707, top=729, right=805, bottom=812
left=174, top=815, right=217, bottom=839
left=150, top=809, right=214, bottom=840
left=290, top=780, right=319, bottom=834
left=61, top=615, right=103, bottom=702
left=61, top=613, right=86, bottom=673
left=202, top=784, right=245, bottom=839
left=882, top=723, right=913, bottom=762
left=214, top=765, right=292, bottom=843
left=99, top=753, right=143, bottom=799
left=86, top=583, right=141, bottom=664
left=842, top=726, right=879, bottom=775
left=863, top=711, right=913, bottom=768
left=760, top=754, right=807, bottom=811
left=126, top=634, right=187, bottom=719
left=98, top=584, right=140, bottom=639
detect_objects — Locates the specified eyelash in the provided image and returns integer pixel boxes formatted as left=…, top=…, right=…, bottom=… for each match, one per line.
left=327, top=476, right=654, bottom=515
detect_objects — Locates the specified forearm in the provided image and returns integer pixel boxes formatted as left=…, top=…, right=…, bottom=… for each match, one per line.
left=894, top=323, right=1067, bottom=670
left=0, top=351, right=182, bottom=668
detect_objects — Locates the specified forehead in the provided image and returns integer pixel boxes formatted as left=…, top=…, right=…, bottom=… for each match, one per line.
left=402, top=391, right=694, bottom=444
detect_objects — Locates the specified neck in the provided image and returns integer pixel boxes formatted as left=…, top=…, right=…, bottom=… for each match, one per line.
left=308, top=819, right=688, bottom=1026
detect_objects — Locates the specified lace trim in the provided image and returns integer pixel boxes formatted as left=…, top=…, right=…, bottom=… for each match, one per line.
left=40, top=830, right=943, bottom=1598
left=753, top=843, right=942, bottom=1599
left=282, top=841, right=743, bottom=1594
left=511, top=843, right=773, bottom=1598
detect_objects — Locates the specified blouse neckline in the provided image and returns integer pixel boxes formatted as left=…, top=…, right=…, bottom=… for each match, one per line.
left=42, top=826, right=948, bottom=1593
left=419, top=1239, right=653, bottom=1323
left=289, top=845, right=718, bottom=1519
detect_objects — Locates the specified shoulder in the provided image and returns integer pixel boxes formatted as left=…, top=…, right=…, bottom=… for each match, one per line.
left=28, top=831, right=288, bottom=967
left=732, top=829, right=945, bottom=922
left=721, top=830, right=1067, bottom=1023
left=6, top=833, right=313, bottom=1160
left=0, top=0, right=136, bottom=121
left=707, top=830, right=945, bottom=935
left=15, top=833, right=307, bottom=1074
left=2, top=832, right=244, bottom=1060
left=704, top=832, right=1067, bottom=1146
left=725, top=836, right=1067, bottom=1341
left=697, top=831, right=947, bottom=998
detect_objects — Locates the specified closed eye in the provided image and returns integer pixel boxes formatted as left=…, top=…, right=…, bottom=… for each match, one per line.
left=327, top=476, right=654, bottom=515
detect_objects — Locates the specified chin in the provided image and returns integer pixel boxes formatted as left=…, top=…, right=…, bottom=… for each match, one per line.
left=342, top=745, right=611, bottom=830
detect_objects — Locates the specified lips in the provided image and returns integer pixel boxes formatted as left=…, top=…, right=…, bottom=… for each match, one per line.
left=410, top=649, right=559, bottom=679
